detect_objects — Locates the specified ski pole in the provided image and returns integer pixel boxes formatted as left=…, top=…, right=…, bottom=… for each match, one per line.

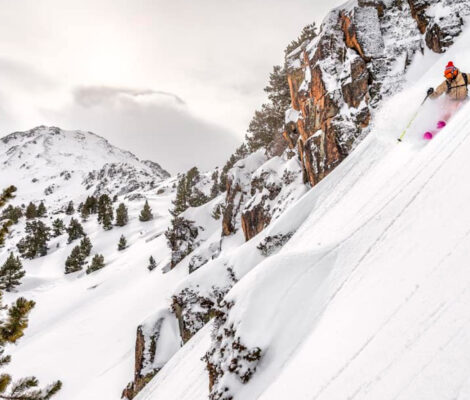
left=397, top=94, right=429, bottom=142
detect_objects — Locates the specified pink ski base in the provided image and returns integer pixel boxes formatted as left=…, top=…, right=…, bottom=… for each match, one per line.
left=423, top=131, right=433, bottom=140
left=437, top=120, right=446, bottom=130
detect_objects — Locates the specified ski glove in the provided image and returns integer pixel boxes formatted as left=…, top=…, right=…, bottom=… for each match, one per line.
left=427, top=87, right=434, bottom=96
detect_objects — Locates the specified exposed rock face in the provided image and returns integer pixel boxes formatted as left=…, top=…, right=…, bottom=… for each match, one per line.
left=122, top=310, right=180, bottom=399
left=285, top=0, right=469, bottom=189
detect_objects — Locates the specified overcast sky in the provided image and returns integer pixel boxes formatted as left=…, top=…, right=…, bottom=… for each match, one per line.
left=0, top=0, right=344, bottom=173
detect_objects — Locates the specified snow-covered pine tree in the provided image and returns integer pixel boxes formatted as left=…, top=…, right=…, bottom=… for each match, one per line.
left=165, top=216, right=199, bottom=268
left=86, top=254, right=105, bottom=274
left=37, top=201, right=47, bottom=218
left=79, top=236, right=93, bottom=258
left=148, top=256, right=157, bottom=271
left=52, top=218, right=65, bottom=237
left=17, top=220, right=50, bottom=259
left=80, top=204, right=90, bottom=222
left=139, top=200, right=153, bottom=222
left=115, top=203, right=129, bottom=227
left=66, top=218, right=86, bottom=243
left=118, top=235, right=127, bottom=251
left=0, top=293, right=62, bottom=398
left=0, top=253, right=25, bottom=291
left=97, top=194, right=113, bottom=230
left=64, top=246, right=84, bottom=274
left=65, top=201, right=75, bottom=215
left=25, top=202, right=37, bottom=219
left=83, top=196, right=98, bottom=215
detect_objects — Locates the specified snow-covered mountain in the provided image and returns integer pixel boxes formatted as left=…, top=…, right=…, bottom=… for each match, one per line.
left=0, top=125, right=169, bottom=204
left=3, top=0, right=470, bottom=400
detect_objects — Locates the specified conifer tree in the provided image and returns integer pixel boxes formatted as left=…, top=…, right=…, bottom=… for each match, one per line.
left=97, top=194, right=113, bottom=230
left=25, top=202, right=37, bottom=219
left=165, top=217, right=198, bottom=268
left=52, top=218, right=65, bottom=237
left=0, top=253, right=25, bottom=292
left=210, top=170, right=220, bottom=199
left=171, top=175, right=188, bottom=216
left=64, top=246, right=84, bottom=274
left=79, top=236, right=92, bottom=258
left=0, top=293, right=62, bottom=398
left=37, top=201, right=47, bottom=218
left=83, top=196, right=98, bottom=215
left=148, top=256, right=157, bottom=271
left=117, top=235, right=127, bottom=251
left=66, top=218, right=85, bottom=243
left=139, top=200, right=153, bottom=222
left=80, top=205, right=90, bottom=222
left=65, top=201, right=75, bottom=215
left=86, top=254, right=105, bottom=274
left=115, top=203, right=128, bottom=227
left=17, top=221, right=50, bottom=259
left=1, top=205, right=23, bottom=224
left=0, top=185, right=17, bottom=208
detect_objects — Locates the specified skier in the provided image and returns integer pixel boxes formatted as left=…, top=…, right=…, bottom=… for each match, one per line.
left=423, top=62, right=469, bottom=139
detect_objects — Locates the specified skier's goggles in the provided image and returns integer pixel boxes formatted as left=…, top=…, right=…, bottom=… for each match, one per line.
left=445, top=67, right=458, bottom=79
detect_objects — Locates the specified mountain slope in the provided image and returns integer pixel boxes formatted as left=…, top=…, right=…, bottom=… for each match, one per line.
left=134, top=14, right=470, bottom=400
left=0, top=125, right=169, bottom=204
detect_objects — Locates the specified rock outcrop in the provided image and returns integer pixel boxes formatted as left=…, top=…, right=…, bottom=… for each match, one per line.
left=122, top=310, right=180, bottom=399
left=285, top=0, right=469, bottom=188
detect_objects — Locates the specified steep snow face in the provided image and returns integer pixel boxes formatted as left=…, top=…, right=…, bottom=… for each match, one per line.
left=137, top=16, right=470, bottom=400
left=0, top=126, right=169, bottom=204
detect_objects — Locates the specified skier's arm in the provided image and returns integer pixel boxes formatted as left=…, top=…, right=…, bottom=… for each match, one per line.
left=429, top=81, right=447, bottom=99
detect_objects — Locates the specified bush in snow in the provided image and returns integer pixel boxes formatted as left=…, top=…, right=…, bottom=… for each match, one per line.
left=1, top=205, right=23, bottom=224
left=148, top=256, right=157, bottom=271
left=257, top=232, right=294, bottom=257
left=0, top=252, right=25, bottom=291
left=97, top=194, right=114, bottom=230
left=65, top=246, right=85, bottom=274
left=37, top=201, right=47, bottom=218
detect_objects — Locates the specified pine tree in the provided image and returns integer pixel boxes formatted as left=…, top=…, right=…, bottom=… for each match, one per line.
left=188, top=187, right=209, bottom=208
left=52, top=218, right=65, bottom=237
left=117, top=235, right=127, bottom=251
left=139, top=200, right=153, bottom=222
left=79, top=236, right=92, bottom=258
left=37, top=201, right=47, bottom=218
left=171, top=175, right=188, bottom=216
left=0, top=253, right=25, bottom=292
left=97, top=194, right=113, bottom=230
left=86, top=254, right=105, bottom=274
left=0, top=185, right=17, bottom=208
left=148, top=256, right=157, bottom=271
left=16, top=220, right=50, bottom=259
left=285, top=22, right=317, bottom=55
left=66, top=218, right=85, bottom=243
left=80, top=205, right=90, bottom=222
left=1, top=205, right=23, bottom=224
left=210, top=170, right=220, bottom=199
left=65, top=201, right=75, bottom=215
left=64, top=246, right=84, bottom=274
left=25, top=202, right=37, bottom=219
left=165, top=217, right=198, bottom=268
left=83, top=196, right=98, bottom=215
left=115, top=203, right=128, bottom=227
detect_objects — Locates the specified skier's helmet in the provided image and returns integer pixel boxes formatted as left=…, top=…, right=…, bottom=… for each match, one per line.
left=445, top=61, right=458, bottom=80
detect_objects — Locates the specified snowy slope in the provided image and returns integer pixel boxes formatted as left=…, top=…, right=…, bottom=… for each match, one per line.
left=136, top=16, right=470, bottom=400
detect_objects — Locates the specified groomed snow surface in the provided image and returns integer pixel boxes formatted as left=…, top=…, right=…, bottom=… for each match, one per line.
left=137, top=21, right=470, bottom=400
